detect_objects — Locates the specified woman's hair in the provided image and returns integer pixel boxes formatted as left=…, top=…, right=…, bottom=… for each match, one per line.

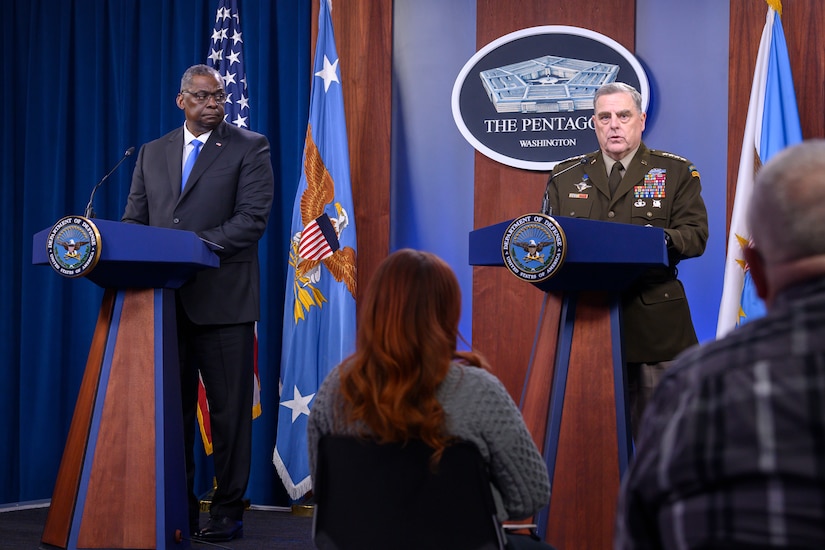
left=339, top=249, right=487, bottom=458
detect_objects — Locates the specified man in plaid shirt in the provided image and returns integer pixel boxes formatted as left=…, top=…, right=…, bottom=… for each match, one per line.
left=615, top=140, right=825, bottom=549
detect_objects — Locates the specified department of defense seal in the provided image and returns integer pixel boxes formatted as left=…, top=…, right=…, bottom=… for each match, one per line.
left=46, top=216, right=102, bottom=278
left=502, top=213, right=566, bottom=282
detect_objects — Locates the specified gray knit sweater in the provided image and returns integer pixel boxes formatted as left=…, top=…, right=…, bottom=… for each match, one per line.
left=306, top=362, right=551, bottom=520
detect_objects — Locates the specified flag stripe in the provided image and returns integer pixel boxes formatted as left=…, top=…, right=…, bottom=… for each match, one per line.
left=298, top=220, right=333, bottom=260
left=299, top=214, right=340, bottom=261
left=197, top=373, right=213, bottom=455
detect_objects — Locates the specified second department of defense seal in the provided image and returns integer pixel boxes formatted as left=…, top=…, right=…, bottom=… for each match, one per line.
left=502, top=213, right=566, bottom=282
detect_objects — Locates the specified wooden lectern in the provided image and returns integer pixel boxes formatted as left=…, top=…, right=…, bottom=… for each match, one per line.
left=470, top=216, right=667, bottom=550
left=32, top=219, right=219, bottom=550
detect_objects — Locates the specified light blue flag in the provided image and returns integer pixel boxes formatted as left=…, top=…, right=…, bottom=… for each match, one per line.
left=717, top=2, right=801, bottom=336
left=739, top=9, right=801, bottom=326
left=273, top=0, right=357, bottom=500
left=759, top=13, right=802, bottom=162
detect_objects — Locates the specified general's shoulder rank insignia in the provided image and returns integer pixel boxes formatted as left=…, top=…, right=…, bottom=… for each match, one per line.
left=651, top=150, right=687, bottom=163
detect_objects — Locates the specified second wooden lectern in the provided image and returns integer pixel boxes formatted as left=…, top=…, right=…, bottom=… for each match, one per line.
left=470, top=215, right=667, bottom=550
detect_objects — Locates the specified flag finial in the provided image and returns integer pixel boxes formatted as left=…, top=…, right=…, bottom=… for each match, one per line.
left=766, top=0, right=782, bottom=16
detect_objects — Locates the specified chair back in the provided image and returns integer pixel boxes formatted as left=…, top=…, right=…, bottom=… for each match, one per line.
left=313, top=435, right=506, bottom=550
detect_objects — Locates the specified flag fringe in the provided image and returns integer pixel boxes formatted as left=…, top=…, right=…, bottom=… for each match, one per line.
left=273, top=448, right=313, bottom=500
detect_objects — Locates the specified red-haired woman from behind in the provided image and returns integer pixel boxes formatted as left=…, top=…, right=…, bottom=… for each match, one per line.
left=307, top=249, right=551, bottom=536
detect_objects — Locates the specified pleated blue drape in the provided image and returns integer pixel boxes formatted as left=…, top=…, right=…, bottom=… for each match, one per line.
left=1, top=0, right=310, bottom=506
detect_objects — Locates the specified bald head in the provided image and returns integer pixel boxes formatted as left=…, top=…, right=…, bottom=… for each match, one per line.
left=745, top=140, right=825, bottom=305
left=749, top=140, right=825, bottom=263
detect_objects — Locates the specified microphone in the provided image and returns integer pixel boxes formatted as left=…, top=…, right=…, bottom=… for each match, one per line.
left=84, top=146, right=135, bottom=218
left=541, top=157, right=588, bottom=215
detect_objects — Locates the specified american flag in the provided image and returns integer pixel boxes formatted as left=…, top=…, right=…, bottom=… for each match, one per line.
left=197, top=0, right=262, bottom=456
left=298, top=215, right=340, bottom=260
left=207, top=0, right=250, bottom=129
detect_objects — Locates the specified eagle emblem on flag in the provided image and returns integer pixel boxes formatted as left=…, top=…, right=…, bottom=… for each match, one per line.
left=288, top=125, right=356, bottom=323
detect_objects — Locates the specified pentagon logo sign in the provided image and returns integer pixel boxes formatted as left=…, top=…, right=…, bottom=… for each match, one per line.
left=502, top=214, right=566, bottom=282
left=46, top=216, right=102, bottom=278
left=452, top=25, right=649, bottom=171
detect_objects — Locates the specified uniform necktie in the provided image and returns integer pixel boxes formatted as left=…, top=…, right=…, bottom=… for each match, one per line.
left=608, top=162, right=623, bottom=197
left=181, top=139, right=203, bottom=191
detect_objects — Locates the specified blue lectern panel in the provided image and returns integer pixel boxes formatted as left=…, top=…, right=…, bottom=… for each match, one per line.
left=33, top=219, right=218, bottom=289
left=469, top=215, right=668, bottom=292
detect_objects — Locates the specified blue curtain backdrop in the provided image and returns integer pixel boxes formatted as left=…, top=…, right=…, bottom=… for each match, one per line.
left=1, top=0, right=310, bottom=506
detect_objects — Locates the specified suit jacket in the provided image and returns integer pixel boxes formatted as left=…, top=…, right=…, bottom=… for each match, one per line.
left=122, top=121, right=274, bottom=325
left=548, top=142, right=708, bottom=362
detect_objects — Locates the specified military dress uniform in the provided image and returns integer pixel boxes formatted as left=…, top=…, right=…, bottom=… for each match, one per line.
left=547, top=142, right=708, bottom=431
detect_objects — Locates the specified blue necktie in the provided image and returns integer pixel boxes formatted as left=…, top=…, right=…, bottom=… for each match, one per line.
left=181, top=139, right=203, bottom=191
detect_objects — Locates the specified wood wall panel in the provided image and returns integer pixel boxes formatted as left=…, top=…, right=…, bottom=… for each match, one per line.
left=473, top=0, right=636, bottom=405
left=787, top=2, right=825, bottom=141
left=316, top=0, right=393, bottom=304
left=334, top=0, right=393, bottom=298
left=726, top=1, right=762, bottom=235
left=727, top=0, right=825, bottom=234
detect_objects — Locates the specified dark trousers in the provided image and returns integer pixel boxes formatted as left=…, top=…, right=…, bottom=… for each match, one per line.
left=177, top=304, right=255, bottom=526
left=627, top=361, right=672, bottom=440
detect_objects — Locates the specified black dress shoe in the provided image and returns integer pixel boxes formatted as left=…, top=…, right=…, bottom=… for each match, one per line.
left=192, top=515, right=243, bottom=542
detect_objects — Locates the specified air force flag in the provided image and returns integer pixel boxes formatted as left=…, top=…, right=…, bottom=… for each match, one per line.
left=273, top=0, right=357, bottom=500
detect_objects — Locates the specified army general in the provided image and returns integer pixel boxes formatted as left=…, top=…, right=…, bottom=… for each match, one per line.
left=545, top=82, right=708, bottom=438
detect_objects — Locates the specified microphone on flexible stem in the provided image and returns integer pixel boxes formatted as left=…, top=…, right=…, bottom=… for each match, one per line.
left=83, top=146, right=136, bottom=218
left=541, top=157, right=588, bottom=215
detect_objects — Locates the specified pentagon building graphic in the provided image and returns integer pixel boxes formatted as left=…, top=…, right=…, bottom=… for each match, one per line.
left=480, top=55, right=619, bottom=113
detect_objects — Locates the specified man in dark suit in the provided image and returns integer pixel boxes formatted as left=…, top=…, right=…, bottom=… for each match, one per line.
left=546, top=82, right=708, bottom=438
left=122, top=64, right=274, bottom=542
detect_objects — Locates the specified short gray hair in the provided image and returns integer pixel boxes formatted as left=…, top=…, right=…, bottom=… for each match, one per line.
left=180, top=64, right=222, bottom=92
left=749, top=139, right=825, bottom=263
left=594, top=82, right=643, bottom=113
